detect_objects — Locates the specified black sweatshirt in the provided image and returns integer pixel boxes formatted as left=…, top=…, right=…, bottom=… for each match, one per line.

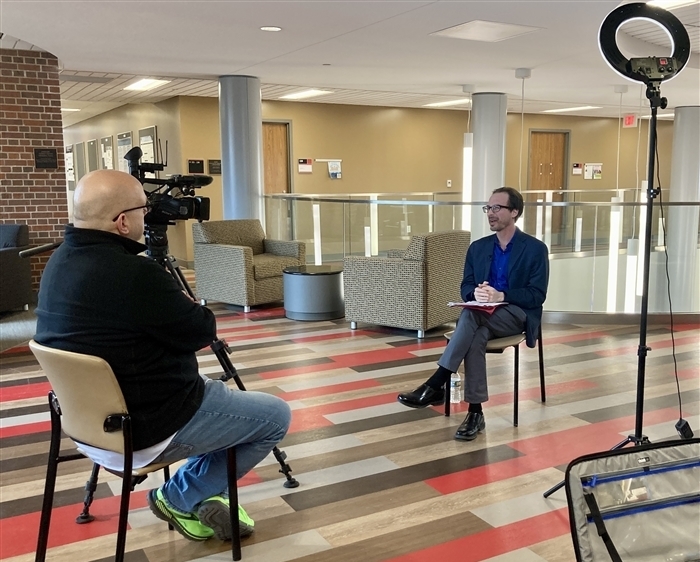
left=35, top=226, right=217, bottom=450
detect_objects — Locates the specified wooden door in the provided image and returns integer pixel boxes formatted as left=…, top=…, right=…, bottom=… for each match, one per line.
left=527, top=131, right=568, bottom=244
left=262, top=122, right=290, bottom=194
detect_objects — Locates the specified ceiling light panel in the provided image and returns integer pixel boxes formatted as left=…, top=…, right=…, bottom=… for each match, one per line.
left=647, top=0, right=699, bottom=10
left=541, top=105, right=601, bottom=113
left=124, top=78, right=171, bottom=91
left=424, top=98, right=472, bottom=108
left=279, top=89, right=333, bottom=100
left=431, top=20, right=542, bottom=42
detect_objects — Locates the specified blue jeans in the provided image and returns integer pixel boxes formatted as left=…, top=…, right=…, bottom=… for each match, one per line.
left=154, top=378, right=291, bottom=513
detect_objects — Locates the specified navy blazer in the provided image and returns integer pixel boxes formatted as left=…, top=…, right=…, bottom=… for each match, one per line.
left=460, top=228, right=549, bottom=347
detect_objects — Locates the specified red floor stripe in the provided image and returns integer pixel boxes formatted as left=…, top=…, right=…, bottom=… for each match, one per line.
left=289, top=330, right=377, bottom=343
left=595, top=334, right=700, bottom=357
left=0, top=382, right=52, bottom=403
left=543, top=330, right=610, bottom=345
left=427, top=407, right=680, bottom=496
left=679, top=368, right=699, bottom=380
left=0, top=490, right=149, bottom=559
left=485, top=379, right=598, bottom=407
left=0, top=420, right=51, bottom=439
left=385, top=508, right=570, bottom=562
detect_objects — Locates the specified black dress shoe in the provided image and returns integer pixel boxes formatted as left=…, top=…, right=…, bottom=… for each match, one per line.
left=397, top=384, right=445, bottom=409
left=455, top=412, right=486, bottom=441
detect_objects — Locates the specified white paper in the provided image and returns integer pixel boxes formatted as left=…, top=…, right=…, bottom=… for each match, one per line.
left=65, top=150, right=74, bottom=182
left=448, top=301, right=508, bottom=309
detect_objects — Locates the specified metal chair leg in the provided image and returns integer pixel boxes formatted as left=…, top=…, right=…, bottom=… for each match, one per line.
left=227, top=447, right=242, bottom=561
left=513, top=345, right=520, bottom=427
left=538, top=328, right=546, bottom=403
left=35, top=398, right=62, bottom=562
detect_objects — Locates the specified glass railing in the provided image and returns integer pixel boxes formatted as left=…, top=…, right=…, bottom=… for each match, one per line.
left=264, top=191, right=700, bottom=314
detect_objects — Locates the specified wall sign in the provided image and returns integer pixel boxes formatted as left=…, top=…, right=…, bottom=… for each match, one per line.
left=34, top=148, right=58, bottom=169
left=298, top=158, right=312, bottom=173
left=188, top=159, right=204, bottom=174
left=208, top=159, right=221, bottom=175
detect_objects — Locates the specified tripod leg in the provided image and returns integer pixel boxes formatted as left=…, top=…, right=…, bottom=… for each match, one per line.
left=211, top=338, right=299, bottom=488
left=76, top=463, right=101, bottom=523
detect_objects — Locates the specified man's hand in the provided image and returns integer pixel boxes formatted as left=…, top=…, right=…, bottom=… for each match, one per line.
left=474, top=282, right=504, bottom=303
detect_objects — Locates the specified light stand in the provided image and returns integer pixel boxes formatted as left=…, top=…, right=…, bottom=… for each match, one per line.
left=543, top=2, right=691, bottom=498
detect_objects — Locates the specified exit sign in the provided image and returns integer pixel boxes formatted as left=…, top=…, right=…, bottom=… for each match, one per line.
left=623, top=114, right=638, bottom=128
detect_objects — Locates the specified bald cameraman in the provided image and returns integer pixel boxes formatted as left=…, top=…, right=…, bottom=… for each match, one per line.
left=35, top=170, right=291, bottom=542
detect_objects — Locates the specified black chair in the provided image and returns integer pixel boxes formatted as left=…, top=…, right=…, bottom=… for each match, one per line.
left=29, top=340, right=243, bottom=562
left=443, top=325, right=545, bottom=426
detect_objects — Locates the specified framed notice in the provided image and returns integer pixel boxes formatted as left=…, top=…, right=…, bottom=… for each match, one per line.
left=65, top=145, right=75, bottom=189
left=100, top=136, right=114, bottom=169
left=116, top=132, right=132, bottom=173
left=138, top=126, right=158, bottom=179
left=86, top=139, right=99, bottom=172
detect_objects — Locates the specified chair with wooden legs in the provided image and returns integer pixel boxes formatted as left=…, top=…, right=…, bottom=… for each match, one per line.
left=29, top=340, right=243, bottom=562
left=443, top=325, right=545, bottom=426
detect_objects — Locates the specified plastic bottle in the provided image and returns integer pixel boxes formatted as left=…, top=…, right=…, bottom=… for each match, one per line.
left=450, top=372, right=462, bottom=404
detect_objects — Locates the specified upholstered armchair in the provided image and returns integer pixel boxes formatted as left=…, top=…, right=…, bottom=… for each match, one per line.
left=192, top=219, right=305, bottom=311
left=343, top=230, right=471, bottom=338
left=0, top=223, right=33, bottom=313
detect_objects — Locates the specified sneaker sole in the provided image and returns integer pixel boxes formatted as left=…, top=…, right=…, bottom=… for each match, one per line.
left=198, top=501, right=254, bottom=541
left=147, top=490, right=211, bottom=542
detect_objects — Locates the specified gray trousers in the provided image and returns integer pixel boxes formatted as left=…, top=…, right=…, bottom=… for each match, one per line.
left=438, top=305, right=526, bottom=404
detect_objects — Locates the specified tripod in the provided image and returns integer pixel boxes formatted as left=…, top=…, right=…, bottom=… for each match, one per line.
left=543, top=79, right=664, bottom=499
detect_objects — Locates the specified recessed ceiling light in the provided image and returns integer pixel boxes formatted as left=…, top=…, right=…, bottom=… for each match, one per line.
left=124, top=78, right=171, bottom=91
left=431, top=20, right=541, bottom=43
left=541, top=106, right=601, bottom=113
left=280, top=89, right=333, bottom=100
left=60, top=108, right=81, bottom=112
left=424, top=98, right=472, bottom=108
left=260, top=26, right=282, bottom=32
left=647, top=0, right=698, bottom=9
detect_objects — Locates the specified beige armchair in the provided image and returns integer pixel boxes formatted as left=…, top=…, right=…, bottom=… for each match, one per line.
left=193, top=219, right=305, bottom=311
left=343, top=230, right=471, bottom=338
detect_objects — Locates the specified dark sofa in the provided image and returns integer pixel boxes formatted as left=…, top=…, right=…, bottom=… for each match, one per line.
left=0, top=224, right=33, bottom=312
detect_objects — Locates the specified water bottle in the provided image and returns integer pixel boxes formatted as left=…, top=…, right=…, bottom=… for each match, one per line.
left=450, top=372, right=462, bottom=404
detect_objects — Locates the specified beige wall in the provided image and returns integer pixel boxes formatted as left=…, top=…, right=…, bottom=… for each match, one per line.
left=263, top=101, right=465, bottom=194
left=64, top=96, right=676, bottom=263
left=504, top=113, right=674, bottom=194
left=63, top=98, right=190, bottom=259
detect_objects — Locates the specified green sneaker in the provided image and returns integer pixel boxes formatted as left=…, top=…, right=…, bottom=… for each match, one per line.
left=197, top=495, right=255, bottom=541
left=147, top=488, right=214, bottom=541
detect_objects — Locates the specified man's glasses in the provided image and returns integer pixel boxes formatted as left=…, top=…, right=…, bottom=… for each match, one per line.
left=112, top=203, right=152, bottom=222
left=482, top=204, right=513, bottom=214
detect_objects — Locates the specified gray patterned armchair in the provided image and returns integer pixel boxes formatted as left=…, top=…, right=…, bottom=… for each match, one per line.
left=343, top=230, right=471, bottom=338
left=192, top=220, right=305, bottom=311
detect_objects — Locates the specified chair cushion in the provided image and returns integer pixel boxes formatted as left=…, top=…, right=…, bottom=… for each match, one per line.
left=192, top=220, right=265, bottom=255
left=253, top=253, right=302, bottom=280
left=0, top=224, right=29, bottom=248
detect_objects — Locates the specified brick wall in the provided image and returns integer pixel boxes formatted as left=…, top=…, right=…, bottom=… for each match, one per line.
left=0, top=48, right=69, bottom=292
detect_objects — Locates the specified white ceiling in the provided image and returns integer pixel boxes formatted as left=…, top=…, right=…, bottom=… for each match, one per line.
left=1, top=0, right=699, bottom=127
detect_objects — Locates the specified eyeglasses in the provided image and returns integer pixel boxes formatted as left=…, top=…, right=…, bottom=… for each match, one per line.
left=112, top=203, right=152, bottom=222
left=482, top=204, right=513, bottom=214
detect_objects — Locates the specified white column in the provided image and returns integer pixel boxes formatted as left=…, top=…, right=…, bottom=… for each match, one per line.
left=219, top=76, right=264, bottom=221
left=471, top=93, right=507, bottom=241
left=665, top=106, right=700, bottom=311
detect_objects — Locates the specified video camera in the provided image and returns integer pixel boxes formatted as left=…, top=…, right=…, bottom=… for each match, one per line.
left=124, top=146, right=211, bottom=225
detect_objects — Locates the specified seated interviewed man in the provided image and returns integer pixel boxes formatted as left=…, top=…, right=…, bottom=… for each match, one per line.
left=397, top=187, right=548, bottom=441
left=34, top=169, right=291, bottom=542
